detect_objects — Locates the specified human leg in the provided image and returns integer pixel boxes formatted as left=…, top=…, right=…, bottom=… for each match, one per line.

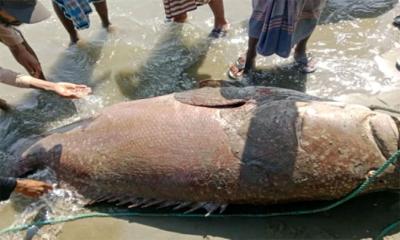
left=208, top=0, right=228, bottom=30
left=244, top=37, right=258, bottom=73
left=228, top=37, right=258, bottom=79
left=52, top=1, right=79, bottom=43
left=294, top=35, right=309, bottom=58
left=293, top=35, right=317, bottom=73
left=93, top=0, right=111, bottom=29
left=163, top=0, right=195, bottom=23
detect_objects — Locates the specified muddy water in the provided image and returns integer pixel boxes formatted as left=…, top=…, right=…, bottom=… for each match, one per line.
left=0, top=0, right=399, bottom=239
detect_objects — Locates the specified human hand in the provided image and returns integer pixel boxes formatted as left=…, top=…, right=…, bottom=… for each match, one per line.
left=15, top=179, right=53, bottom=198
left=53, top=82, right=92, bottom=99
left=10, top=43, right=43, bottom=78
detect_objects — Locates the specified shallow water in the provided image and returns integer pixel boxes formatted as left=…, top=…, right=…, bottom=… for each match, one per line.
left=0, top=0, right=399, bottom=239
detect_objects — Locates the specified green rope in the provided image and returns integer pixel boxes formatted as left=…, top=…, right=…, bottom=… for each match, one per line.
left=375, top=219, right=400, bottom=240
left=1, top=150, right=399, bottom=237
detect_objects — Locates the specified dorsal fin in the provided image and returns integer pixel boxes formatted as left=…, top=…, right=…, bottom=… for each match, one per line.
left=174, top=87, right=247, bottom=107
left=175, top=86, right=323, bottom=108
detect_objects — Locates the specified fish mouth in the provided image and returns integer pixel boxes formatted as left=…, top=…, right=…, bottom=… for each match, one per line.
left=369, top=114, right=400, bottom=160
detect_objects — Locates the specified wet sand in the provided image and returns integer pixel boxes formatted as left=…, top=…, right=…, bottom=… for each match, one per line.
left=0, top=0, right=400, bottom=239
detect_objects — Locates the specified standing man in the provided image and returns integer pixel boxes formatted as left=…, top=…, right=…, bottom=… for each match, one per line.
left=228, top=0, right=327, bottom=79
left=0, top=177, right=52, bottom=201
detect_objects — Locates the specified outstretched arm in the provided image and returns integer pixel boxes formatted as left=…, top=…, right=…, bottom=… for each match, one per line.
left=25, top=75, right=92, bottom=99
left=0, top=67, right=92, bottom=100
left=0, top=177, right=53, bottom=201
left=14, top=179, right=53, bottom=198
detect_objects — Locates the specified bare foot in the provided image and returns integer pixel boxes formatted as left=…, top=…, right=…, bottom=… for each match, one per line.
left=101, top=21, right=116, bottom=33
left=106, top=24, right=117, bottom=33
left=75, top=39, right=89, bottom=48
left=294, top=53, right=317, bottom=73
left=68, top=36, right=82, bottom=46
left=214, top=21, right=229, bottom=31
left=68, top=32, right=80, bottom=46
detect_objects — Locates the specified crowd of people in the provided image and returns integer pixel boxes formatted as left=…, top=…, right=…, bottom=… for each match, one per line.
left=0, top=0, right=399, bottom=201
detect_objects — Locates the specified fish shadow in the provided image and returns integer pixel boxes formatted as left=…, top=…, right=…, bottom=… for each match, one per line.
left=114, top=23, right=215, bottom=100
left=250, top=63, right=308, bottom=92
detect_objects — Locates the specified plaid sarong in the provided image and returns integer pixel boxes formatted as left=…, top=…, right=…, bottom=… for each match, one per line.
left=53, top=0, right=95, bottom=30
left=249, top=0, right=297, bottom=58
left=249, top=0, right=326, bottom=58
left=163, top=0, right=211, bottom=19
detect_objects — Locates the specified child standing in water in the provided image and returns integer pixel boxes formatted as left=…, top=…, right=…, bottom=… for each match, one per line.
left=52, top=0, right=112, bottom=44
left=162, top=0, right=229, bottom=38
left=229, top=0, right=327, bottom=79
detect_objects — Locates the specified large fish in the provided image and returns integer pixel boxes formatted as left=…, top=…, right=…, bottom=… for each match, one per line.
left=11, top=86, right=400, bottom=213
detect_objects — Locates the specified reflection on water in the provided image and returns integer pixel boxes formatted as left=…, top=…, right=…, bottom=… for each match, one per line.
left=0, top=0, right=399, bottom=239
